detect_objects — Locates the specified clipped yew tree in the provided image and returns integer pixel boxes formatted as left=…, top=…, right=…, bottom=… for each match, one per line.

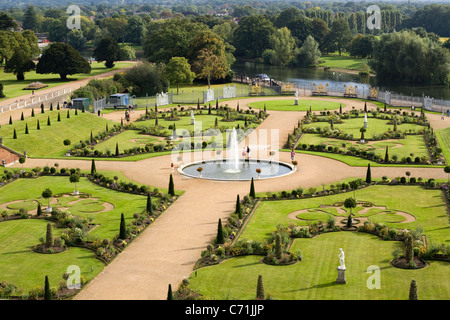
left=36, top=42, right=91, bottom=80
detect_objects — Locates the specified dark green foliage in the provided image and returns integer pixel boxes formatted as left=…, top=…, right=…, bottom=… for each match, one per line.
left=250, top=177, right=255, bottom=198
left=115, top=142, right=119, bottom=156
left=25, top=123, right=29, bottom=134
left=0, top=82, right=4, bottom=98
left=57, top=112, right=61, bottom=122
left=9, top=115, right=12, bottom=124
left=47, top=116, right=51, bottom=126
left=90, top=159, right=96, bottom=174
left=216, top=218, right=224, bottom=244
left=41, top=103, right=44, bottom=113
left=146, top=193, right=153, bottom=215
left=365, top=163, right=371, bottom=183
left=256, top=274, right=265, bottom=300
left=168, top=174, right=175, bottom=196
left=93, top=37, right=121, bottom=68
left=235, top=194, right=242, bottom=218
left=21, top=112, right=24, bottom=120
left=36, top=42, right=91, bottom=80
left=409, top=279, right=418, bottom=300
left=405, top=235, right=414, bottom=263
left=37, top=203, right=42, bottom=216
left=119, top=213, right=127, bottom=240
left=37, top=119, right=40, bottom=130
left=167, top=284, right=173, bottom=300
left=31, top=108, right=35, bottom=117
left=4, top=48, right=35, bottom=80
left=67, top=109, right=70, bottom=118
left=46, top=222, right=53, bottom=247
left=44, top=276, right=51, bottom=300
left=49, top=103, right=53, bottom=111
left=12, top=129, right=17, bottom=139
left=275, top=233, right=282, bottom=259
left=384, top=146, right=389, bottom=162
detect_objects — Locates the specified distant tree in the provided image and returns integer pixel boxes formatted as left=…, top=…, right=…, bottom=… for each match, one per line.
left=46, top=222, right=54, bottom=247
left=42, top=188, right=53, bottom=210
left=22, top=5, right=38, bottom=31
left=4, top=48, right=35, bottom=80
left=67, top=29, right=87, bottom=51
left=146, top=193, right=153, bottom=215
left=36, top=43, right=91, bottom=80
left=296, top=35, right=321, bottom=66
left=264, top=27, right=296, bottom=66
left=344, top=197, right=357, bottom=215
left=323, top=18, right=352, bottom=55
left=0, top=82, right=4, bottom=98
left=235, top=194, right=242, bottom=218
left=233, top=15, right=275, bottom=58
left=93, top=37, right=121, bottom=68
left=0, top=12, right=18, bottom=30
left=164, top=57, right=196, bottom=87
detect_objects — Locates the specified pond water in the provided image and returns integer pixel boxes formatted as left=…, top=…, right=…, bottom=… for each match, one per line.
left=231, top=60, right=450, bottom=101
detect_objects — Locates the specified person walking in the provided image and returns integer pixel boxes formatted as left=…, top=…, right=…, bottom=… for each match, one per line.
left=291, top=149, right=295, bottom=161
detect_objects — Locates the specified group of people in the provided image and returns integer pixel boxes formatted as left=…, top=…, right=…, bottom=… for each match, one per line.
left=441, top=109, right=450, bottom=120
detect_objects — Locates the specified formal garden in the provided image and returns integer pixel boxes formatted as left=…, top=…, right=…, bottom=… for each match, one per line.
left=284, top=103, right=445, bottom=166
left=176, top=177, right=450, bottom=300
left=0, top=164, right=178, bottom=299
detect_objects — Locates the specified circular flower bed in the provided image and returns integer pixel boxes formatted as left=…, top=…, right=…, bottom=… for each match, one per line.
left=391, top=256, right=428, bottom=269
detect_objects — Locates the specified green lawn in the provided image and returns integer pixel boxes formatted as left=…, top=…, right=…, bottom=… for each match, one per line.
left=93, top=130, right=162, bottom=154
left=0, top=109, right=116, bottom=157
left=0, top=176, right=151, bottom=240
left=187, top=185, right=450, bottom=300
left=0, top=62, right=134, bottom=101
left=302, top=117, right=425, bottom=139
left=188, top=232, right=449, bottom=300
left=436, top=127, right=450, bottom=164
left=241, top=185, right=449, bottom=244
left=299, top=134, right=428, bottom=160
left=318, top=55, right=369, bottom=71
left=248, top=99, right=343, bottom=111
left=0, top=219, right=104, bottom=293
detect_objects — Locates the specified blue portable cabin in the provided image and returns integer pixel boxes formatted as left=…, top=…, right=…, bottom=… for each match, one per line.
left=109, top=93, right=129, bottom=109
left=71, top=98, right=90, bottom=111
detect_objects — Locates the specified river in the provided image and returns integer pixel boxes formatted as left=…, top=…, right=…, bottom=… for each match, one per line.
left=231, top=60, right=450, bottom=101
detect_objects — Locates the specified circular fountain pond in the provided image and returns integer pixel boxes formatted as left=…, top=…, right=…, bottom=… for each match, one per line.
left=179, top=159, right=295, bottom=181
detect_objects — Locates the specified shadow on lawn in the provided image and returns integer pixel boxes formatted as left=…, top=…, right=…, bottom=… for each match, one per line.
left=285, top=280, right=338, bottom=292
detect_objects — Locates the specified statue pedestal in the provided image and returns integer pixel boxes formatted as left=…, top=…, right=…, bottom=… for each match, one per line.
left=336, top=267, right=346, bottom=284
left=294, top=99, right=298, bottom=105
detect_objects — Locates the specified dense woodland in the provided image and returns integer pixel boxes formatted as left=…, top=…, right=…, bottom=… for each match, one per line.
left=0, top=0, right=449, bottom=92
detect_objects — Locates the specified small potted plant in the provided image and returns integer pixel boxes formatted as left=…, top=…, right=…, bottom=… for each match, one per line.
left=197, top=167, right=203, bottom=178
left=292, top=160, right=298, bottom=167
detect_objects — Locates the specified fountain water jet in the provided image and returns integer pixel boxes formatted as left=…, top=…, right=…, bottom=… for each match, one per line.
left=225, top=128, right=240, bottom=173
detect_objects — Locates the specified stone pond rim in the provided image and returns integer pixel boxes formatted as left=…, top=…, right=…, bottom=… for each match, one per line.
left=178, top=158, right=296, bottom=181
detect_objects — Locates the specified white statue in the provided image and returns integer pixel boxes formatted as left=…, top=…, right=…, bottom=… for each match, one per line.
left=190, top=110, right=195, bottom=125
left=295, top=90, right=298, bottom=99
left=338, top=248, right=346, bottom=270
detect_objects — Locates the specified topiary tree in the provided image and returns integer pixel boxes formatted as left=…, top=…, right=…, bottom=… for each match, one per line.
left=90, top=159, right=96, bottom=174
left=37, top=119, right=40, bottom=130
left=69, top=173, right=80, bottom=194
left=409, top=279, right=418, bottom=300
left=9, top=115, right=12, bottom=124
left=146, top=193, right=153, bottom=215
left=384, top=146, right=389, bottom=163
left=365, top=163, right=371, bottom=183
left=167, top=284, right=173, bottom=300
left=4, top=48, right=36, bottom=80
left=216, top=218, right=224, bottom=244
left=13, top=129, right=17, bottom=139
left=256, top=274, right=265, bottom=300
left=275, top=233, right=282, bottom=259
left=405, top=234, right=414, bottom=264
left=119, top=213, right=127, bottom=240
left=93, top=37, right=121, bottom=68
left=115, top=142, right=119, bottom=156
left=360, top=126, right=366, bottom=142
left=168, top=174, right=175, bottom=196
left=47, top=116, right=51, bottom=126
left=42, top=188, right=53, bottom=211
left=25, top=123, right=29, bottom=134
left=250, top=177, right=255, bottom=198
left=235, top=194, right=242, bottom=218
left=0, top=82, right=4, bottom=98
left=46, top=222, right=53, bottom=247
left=344, top=197, right=357, bottom=215
left=44, top=275, right=51, bottom=300
left=19, top=156, right=25, bottom=168
left=444, top=166, right=450, bottom=183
